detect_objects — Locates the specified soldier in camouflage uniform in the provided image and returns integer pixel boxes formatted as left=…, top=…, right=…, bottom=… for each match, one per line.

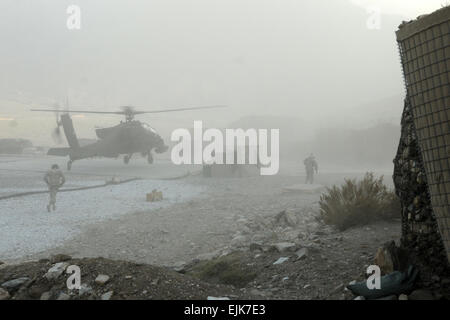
left=303, top=153, right=318, bottom=184
left=44, top=164, right=66, bottom=212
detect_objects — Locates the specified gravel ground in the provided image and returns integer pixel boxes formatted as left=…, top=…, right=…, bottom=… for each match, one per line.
left=0, top=179, right=205, bottom=261
left=17, top=171, right=395, bottom=268
left=20, top=174, right=318, bottom=265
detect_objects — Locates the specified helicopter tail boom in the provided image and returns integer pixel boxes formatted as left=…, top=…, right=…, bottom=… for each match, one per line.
left=60, top=114, right=80, bottom=149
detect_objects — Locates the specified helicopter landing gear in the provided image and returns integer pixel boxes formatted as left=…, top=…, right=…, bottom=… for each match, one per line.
left=124, top=154, right=132, bottom=164
left=147, top=152, right=153, bottom=164
left=67, top=160, right=73, bottom=171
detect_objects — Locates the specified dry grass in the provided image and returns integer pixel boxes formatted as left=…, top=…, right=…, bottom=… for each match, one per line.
left=185, top=252, right=257, bottom=288
left=319, top=172, right=400, bottom=231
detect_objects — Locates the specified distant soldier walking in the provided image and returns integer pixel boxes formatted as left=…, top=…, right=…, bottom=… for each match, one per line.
left=44, top=164, right=66, bottom=212
left=303, top=153, right=318, bottom=184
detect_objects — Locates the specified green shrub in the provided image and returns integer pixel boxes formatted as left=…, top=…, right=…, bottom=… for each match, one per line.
left=319, top=172, right=400, bottom=231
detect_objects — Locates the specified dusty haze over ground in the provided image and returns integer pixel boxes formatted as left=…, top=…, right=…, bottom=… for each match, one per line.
left=0, top=1, right=449, bottom=301
left=0, top=1, right=445, bottom=162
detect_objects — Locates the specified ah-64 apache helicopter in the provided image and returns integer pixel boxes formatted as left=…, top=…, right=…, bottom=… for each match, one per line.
left=31, top=105, right=225, bottom=170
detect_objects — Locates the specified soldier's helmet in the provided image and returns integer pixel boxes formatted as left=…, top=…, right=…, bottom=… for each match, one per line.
left=51, top=164, right=59, bottom=170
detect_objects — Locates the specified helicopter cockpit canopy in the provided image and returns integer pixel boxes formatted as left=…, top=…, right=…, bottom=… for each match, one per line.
left=141, top=122, right=157, bottom=134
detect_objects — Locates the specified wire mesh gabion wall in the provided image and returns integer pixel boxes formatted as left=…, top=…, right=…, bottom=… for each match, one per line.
left=396, top=6, right=450, bottom=262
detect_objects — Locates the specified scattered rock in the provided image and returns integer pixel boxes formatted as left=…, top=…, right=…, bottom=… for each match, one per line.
left=236, top=218, right=248, bottom=224
left=374, top=242, right=399, bottom=274
left=230, top=235, right=247, bottom=247
left=172, top=261, right=187, bottom=273
left=28, top=285, right=51, bottom=299
left=95, top=274, right=110, bottom=285
left=0, top=288, right=10, bottom=300
left=57, top=292, right=71, bottom=300
left=399, top=294, right=408, bottom=300
left=50, top=254, right=72, bottom=264
left=44, top=262, right=69, bottom=280
left=294, top=248, right=308, bottom=260
left=408, top=289, right=434, bottom=300
left=273, top=242, right=296, bottom=252
left=273, top=257, right=289, bottom=265
left=274, top=210, right=300, bottom=227
left=101, top=291, right=114, bottom=300
left=332, top=284, right=344, bottom=294
left=251, top=234, right=266, bottom=243
left=1, top=277, right=30, bottom=290
left=354, top=296, right=365, bottom=300
left=207, top=296, right=230, bottom=300
left=431, top=275, right=440, bottom=283
left=196, top=250, right=221, bottom=261
left=40, top=291, right=52, bottom=300
left=78, top=284, right=93, bottom=296
left=249, top=243, right=263, bottom=252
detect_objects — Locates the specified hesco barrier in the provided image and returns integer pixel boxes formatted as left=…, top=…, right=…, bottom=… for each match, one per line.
left=396, top=6, right=450, bottom=263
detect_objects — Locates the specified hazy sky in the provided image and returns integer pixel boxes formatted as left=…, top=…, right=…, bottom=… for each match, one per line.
left=0, top=0, right=445, bottom=144
left=350, top=0, right=446, bottom=17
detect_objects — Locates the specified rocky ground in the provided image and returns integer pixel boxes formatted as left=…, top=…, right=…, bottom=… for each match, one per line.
left=1, top=168, right=448, bottom=300
left=0, top=215, right=405, bottom=300
left=1, top=211, right=448, bottom=300
left=0, top=256, right=246, bottom=300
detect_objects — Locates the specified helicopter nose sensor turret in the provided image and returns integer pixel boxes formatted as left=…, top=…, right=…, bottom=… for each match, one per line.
left=155, top=144, right=169, bottom=154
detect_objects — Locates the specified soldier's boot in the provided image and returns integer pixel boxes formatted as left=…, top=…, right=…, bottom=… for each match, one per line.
left=47, top=204, right=51, bottom=212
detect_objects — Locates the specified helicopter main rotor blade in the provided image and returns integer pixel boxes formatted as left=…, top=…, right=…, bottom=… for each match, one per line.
left=31, top=105, right=227, bottom=115
left=132, top=105, right=228, bottom=114
left=30, top=109, right=124, bottom=115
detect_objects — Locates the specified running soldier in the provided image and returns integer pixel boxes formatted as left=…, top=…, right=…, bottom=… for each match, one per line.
left=44, top=164, right=66, bottom=212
